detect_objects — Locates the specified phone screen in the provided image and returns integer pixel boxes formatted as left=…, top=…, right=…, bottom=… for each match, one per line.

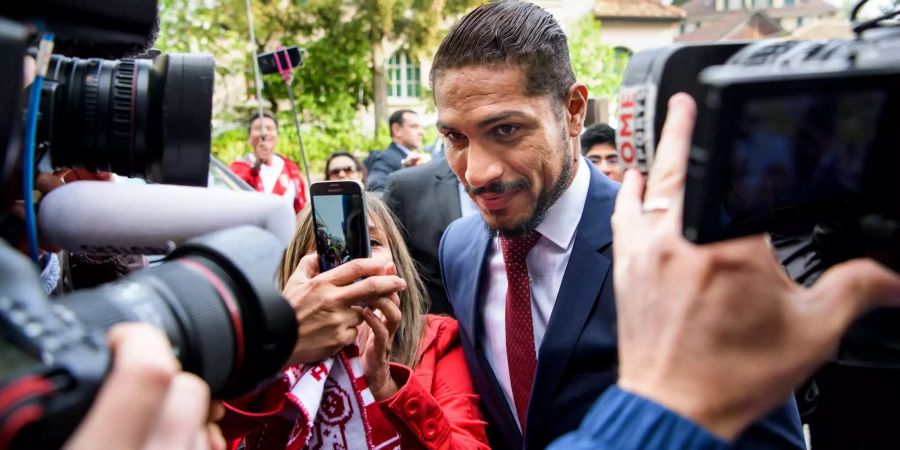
left=311, top=187, right=369, bottom=273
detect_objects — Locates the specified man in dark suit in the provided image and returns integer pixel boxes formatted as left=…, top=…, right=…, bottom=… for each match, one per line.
left=432, top=2, right=805, bottom=449
left=383, top=158, right=478, bottom=315
left=366, top=109, right=426, bottom=192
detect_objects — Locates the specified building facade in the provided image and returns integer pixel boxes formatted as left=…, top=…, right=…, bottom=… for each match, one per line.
left=677, top=0, right=842, bottom=42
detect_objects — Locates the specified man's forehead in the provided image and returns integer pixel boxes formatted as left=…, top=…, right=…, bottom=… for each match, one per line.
left=434, top=65, right=541, bottom=126
left=434, top=64, right=526, bottom=98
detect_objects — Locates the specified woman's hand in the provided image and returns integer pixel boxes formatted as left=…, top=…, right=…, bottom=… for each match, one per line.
left=281, top=254, right=406, bottom=365
left=358, top=293, right=402, bottom=401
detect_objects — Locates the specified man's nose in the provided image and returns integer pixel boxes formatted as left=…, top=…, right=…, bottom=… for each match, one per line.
left=464, top=143, right=503, bottom=189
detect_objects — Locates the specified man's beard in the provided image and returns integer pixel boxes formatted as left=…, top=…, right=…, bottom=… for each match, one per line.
left=474, top=137, right=575, bottom=238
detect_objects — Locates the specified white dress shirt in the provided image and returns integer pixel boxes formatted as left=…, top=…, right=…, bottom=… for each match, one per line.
left=394, top=142, right=413, bottom=157
left=479, top=157, right=591, bottom=430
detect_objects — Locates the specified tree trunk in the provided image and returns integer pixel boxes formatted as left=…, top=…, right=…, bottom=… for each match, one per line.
left=372, top=38, right=388, bottom=136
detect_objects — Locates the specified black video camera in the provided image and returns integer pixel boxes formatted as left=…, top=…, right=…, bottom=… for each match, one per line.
left=0, top=2, right=299, bottom=449
left=0, top=226, right=296, bottom=449
left=617, top=12, right=900, bottom=267
left=618, top=4, right=900, bottom=372
left=1, top=0, right=214, bottom=191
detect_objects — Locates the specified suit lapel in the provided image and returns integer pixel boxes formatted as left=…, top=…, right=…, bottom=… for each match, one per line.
left=525, top=166, right=618, bottom=444
left=452, top=218, right=491, bottom=358
left=388, top=143, right=407, bottom=164
left=433, top=160, right=461, bottom=226
left=452, top=218, right=524, bottom=447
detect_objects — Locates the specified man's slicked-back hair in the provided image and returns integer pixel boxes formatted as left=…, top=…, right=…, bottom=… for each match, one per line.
left=430, top=0, right=576, bottom=102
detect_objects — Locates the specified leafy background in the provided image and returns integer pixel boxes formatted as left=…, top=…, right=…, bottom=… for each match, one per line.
left=156, top=0, right=625, bottom=175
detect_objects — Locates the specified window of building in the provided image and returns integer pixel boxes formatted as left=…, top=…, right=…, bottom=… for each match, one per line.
left=784, top=0, right=796, bottom=5
left=387, top=52, right=421, bottom=99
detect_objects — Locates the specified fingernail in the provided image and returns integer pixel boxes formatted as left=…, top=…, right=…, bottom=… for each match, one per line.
left=624, top=168, right=639, bottom=183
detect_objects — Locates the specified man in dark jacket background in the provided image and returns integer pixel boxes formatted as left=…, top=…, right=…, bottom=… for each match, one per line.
left=366, top=109, right=426, bottom=191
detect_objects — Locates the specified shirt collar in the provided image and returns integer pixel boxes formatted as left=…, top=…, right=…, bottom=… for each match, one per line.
left=535, top=157, right=590, bottom=250
left=394, top=142, right=412, bottom=156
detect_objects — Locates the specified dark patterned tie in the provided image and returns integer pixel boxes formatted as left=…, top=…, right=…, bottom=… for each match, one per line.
left=499, top=230, right=542, bottom=431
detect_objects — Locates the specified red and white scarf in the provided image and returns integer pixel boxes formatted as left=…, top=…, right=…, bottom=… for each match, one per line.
left=282, top=345, right=400, bottom=450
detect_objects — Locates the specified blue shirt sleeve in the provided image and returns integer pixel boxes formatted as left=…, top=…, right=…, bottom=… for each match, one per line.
left=547, top=385, right=731, bottom=450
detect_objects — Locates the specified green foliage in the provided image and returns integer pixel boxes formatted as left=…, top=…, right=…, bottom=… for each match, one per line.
left=567, top=16, right=627, bottom=99
left=211, top=112, right=387, bottom=176
left=157, top=0, right=479, bottom=169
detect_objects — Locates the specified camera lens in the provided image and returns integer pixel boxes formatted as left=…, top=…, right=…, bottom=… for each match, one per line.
left=56, top=226, right=296, bottom=397
left=38, top=53, right=214, bottom=186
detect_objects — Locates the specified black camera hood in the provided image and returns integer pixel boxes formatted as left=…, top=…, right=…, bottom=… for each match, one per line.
left=2, top=0, right=159, bottom=56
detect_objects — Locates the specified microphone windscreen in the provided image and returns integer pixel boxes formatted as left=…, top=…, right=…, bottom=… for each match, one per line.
left=39, top=181, right=296, bottom=254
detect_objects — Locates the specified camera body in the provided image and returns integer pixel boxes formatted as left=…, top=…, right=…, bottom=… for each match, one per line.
left=37, top=52, right=215, bottom=186
left=618, top=28, right=900, bottom=267
left=1, top=226, right=298, bottom=450
left=1, top=0, right=215, bottom=194
left=619, top=19, right=900, bottom=373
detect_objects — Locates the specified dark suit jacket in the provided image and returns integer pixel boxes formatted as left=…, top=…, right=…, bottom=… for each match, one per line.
left=366, top=142, right=407, bottom=192
left=383, top=159, right=461, bottom=316
left=438, top=162, right=805, bottom=450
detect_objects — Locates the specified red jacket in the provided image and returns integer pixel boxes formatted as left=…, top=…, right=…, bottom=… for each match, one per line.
left=230, top=154, right=307, bottom=213
left=221, top=315, right=489, bottom=450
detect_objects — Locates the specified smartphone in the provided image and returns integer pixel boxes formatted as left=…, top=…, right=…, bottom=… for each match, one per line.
left=257, top=47, right=306, bottom=74
left=310, top=181, right=370, bottom=273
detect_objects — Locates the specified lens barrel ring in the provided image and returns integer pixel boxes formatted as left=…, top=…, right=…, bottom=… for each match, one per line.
left=111, top=60, right=136, bottom=161
left=80, top=60, right=101, bottom=155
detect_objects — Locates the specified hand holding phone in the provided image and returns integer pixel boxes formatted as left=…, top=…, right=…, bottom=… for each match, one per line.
left=280, top=254, right=406, bottom=365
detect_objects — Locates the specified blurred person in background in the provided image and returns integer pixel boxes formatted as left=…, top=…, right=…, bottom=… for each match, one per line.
left=367, top=110, right=428, bottom=191
left=324, top=151, right=365, bottom=184
left=230, top=111, right=307, bottom=213
left=580, top=123, right=622, bottom=183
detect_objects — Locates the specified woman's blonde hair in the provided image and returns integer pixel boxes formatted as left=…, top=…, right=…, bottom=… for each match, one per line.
left=278, top=194, right=430, bottom=367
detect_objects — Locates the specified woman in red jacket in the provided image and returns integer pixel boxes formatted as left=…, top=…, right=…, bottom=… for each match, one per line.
left=221, top=195, right=489, bottom=450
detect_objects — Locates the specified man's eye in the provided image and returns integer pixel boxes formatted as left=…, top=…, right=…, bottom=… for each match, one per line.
left=495, top=125, right=518, bottom=136
left=443, top=131, right=462, bottom=141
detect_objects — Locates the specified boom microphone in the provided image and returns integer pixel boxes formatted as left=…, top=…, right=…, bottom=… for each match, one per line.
left=39, top=181, right=296, bottom=254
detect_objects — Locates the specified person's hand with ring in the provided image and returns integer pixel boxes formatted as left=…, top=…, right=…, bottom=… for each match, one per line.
left=611, top=93, right=900, bottom=441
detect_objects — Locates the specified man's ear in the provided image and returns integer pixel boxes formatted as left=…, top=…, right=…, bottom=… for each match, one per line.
left=565, top=83, right=589, bottom=138
left=390, top=122, right=400, bottom=139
